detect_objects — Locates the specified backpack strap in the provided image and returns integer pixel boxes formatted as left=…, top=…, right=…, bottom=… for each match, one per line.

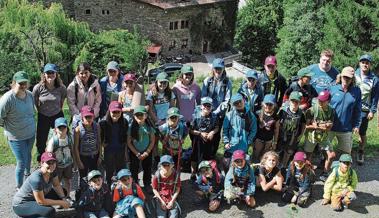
left=52, top=134, right=59, bottom=153
left=132, top=182, right=138, bottom=197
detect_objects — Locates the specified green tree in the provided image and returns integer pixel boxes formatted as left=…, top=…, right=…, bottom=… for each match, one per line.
left=234, top=0, right=283, bottom=69
left=275, top=0, right=324, bottom=78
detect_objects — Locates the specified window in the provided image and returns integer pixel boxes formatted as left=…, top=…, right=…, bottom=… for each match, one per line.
left=169, top=22, right=174, bottom=30
left=85, top=9, right=91, bottom=15
left=102, top=10, right=110, bottom=15
left=174, top=21, right=178, bottom=30
left=169, top=21, right=179, bottom=30
left=181, top=20, right=189, bottom=29
left=169, top=40, right=176, bottom=51
left=181, top=39, right=188, bottom=49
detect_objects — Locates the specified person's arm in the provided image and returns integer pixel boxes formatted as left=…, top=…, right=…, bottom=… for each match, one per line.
left=52, top=176, right=67, bottom=198
left=259, top=174, right=274, bottom=191
left=272, top=171, right=284, bottom=192
left=247, top=113, right=257, bottom=145
left=146, top=92, right=159, bottom=124
left=73, top=126, right=83, bottom=169
left=170, top=90, right=176, bottom=107
left=66, top=82, right=80, bottom=116
left=222, top=115, right=231, bottom=149
left=127, top=133, right=140, bottom=158
left=347, top=170, right=358, bottom=192
left=201, top=78, right=209, bottom=98
left=33, top=176, right=69, bottom=208
left=45, top=137, right=54, bottom=152
left=141, top=130, right=155, bottom=160
left=60, top=86, right=67, bottom=109
left=273, top=120, right=280, bottom=148
left=352, top=88, right=362, bottom=131
left=96, top=123, right=102, bottom=166
left=322, top=169, right=336, bottom=201
left=32, top=84, right=40, bottom=110
left=246, top=167, right=256, bottom=196
left=93, top=83, right=102, bottom=118
left=195, top=84, right=201, bottom=105
left=151, top=175, right=166, bottom=207
left=369, top=77, right=379, bottom=117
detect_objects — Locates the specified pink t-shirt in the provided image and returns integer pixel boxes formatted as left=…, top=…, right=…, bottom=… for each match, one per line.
left=172, top=81, right=201, bottom=122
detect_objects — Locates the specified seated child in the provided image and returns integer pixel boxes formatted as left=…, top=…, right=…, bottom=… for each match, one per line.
left=152, top=155, right=181, bottom=218
left=322, top=154, right=358, bottom=211
left=195, top=160, right=224, bottom=212
left=45, top=117, right=74, bottom=198
left=224, top=150, right=256, bottom=207
left=257, top=151, right=283, bottom=192
left=112, top=169, right=146, bottom=218
left=77, top=170, right=111, bottom=218
left=282, top=152, right=314, bottom=207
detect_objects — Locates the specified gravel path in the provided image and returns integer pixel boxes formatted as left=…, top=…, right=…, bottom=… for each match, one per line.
left=1, top=153, right=378, bottom=218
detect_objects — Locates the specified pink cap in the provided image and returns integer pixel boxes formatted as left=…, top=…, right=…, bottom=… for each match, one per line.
left=265, top=55, right=277, bottom=66
left=318, top=90, right=330, bottom=102
left=232, top=150, right=246, bottom=161
left=293, top=152, right=306, bottom=162
left=109, top=101, right=122, bottom=112
left=81, top=105, right=95, bottom=117
left=41, top=152, right=56, bottom=163
left=124, top=73, right=137, bottom=82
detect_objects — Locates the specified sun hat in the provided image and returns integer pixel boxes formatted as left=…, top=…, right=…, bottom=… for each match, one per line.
left=359, top=54, right=372, bottom=62
left=156, top=72, right=169, bottom=82
left=318, top=90, right=330, bottom=102
left=107, top=61, right=119, bottom=71
left=289, top=91, right=302, bottom=101
left=245, top=70, right=258, bottom=80
left=124, top=73, right=137, bottom=82
left=341, top=66, right=355, bottom=78
left=297, top=68, right=314, bottom=78
left=263, top=94, right=276, bottom=104
left=339, top=154, right=353, bottom=163
left=231, top=93, right=243, bottom=104
left=181, top=65, right=194, bottom=74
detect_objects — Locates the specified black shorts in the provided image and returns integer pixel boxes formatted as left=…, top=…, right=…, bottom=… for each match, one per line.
left=359, top=115, right=369, bottom=136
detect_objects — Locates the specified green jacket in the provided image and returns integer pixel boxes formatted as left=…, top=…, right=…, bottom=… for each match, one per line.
left=323, top=167, right=358, bottom=200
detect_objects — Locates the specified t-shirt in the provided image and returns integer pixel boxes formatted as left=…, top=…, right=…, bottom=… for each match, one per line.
left=46, top=135, right=73, bottom=168
left=107, top=122, right=123, bottom=152
left=259, top=166, right=280, bottom=183
left=284, top=82, right=318, bottom=109
left=32, top=84, right=67, bottom=117
left=172, top=82, right=201, bottom=122
left=158, top=123, right=188, bottom=151
left=128, top=123, right=154, bottom=152
left=256, top=111, right=278, bottom=141
left=13, top=169, right=56, bottom=206
left=152, top=172, right=181, bottom=204
left=119, top=90, right=133, bottom=122
left=146, top=90, right=176, bottom=121
left=308, top=64, right=339, bottom=94
left=106, top=82, right=119, bottom=106
left=112, top=183, right=145, bottom=202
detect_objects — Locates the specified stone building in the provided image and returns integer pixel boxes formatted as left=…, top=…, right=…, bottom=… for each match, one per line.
left=42, top=0, right=238, bottom=56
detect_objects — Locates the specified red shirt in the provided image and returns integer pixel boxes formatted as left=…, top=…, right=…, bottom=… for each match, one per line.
left=112, top=183, right=145, bottom=202
left=152, top=172, right=181, bottom=203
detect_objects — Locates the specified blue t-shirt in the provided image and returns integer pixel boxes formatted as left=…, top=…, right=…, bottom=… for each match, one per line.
left=308, top=64, right=339, bottom=94
left=146, top=91, right=176, bottom=121
left=128, top=123, right=155, bottom=152
left=13, top=169, right=56, bottom=206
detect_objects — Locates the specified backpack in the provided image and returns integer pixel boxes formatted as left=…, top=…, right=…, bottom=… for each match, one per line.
left=51, top=133, right=74, bottom=167
left=231, top=165, right=251, bottom=189
left=200, top=160, right=222, bottom=185
left=155, top=168, right=180, bottom=194
left=331, top=161, right=353, bottom=185
left=75, top=120, right=100, bottom=156
left=111, top=182, right=138, bottom=200
left=205, top=76, right=230, bottom=114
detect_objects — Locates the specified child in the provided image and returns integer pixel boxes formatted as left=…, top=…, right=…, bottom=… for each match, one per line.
left=112, top=169, right=146, bottom=218
left=254, top=94, right=279, bottom=161
left=322, top=154, right=358, bottom=211
left=277, top=91, right=306, bottom=167
left=195, top=160, right=224, bottom=212
left=158, top=107, right=188, bottom=165
left=127, top=105, right=155, bottom=191
left=73, top=106, right=102, bottom=179
left=152, top=155, right=181, bottom=218
left=257, top=151, right=283, bottom=192
left=282, top=152, right=314, bottom=207
left=77, top=170, right=111, bottom=218
left=45, top=117, right=74, bottom=198
left=303, top=90, right=335, bottom=181
left=118, top=74, right=137, bottom=123
left=224, top=150, right=256, bottom=207
left=190, top=97, right=220, bottom=177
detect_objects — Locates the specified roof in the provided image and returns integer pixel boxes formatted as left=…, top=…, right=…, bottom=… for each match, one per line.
left=147, top=43, right=162, bottom=54
left=135, top=0, right=234, bottom=10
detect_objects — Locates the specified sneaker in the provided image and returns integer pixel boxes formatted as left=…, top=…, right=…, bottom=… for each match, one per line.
left=319, top=172, right=328, bottom=182
left=357, top=150, right=364, bottom=165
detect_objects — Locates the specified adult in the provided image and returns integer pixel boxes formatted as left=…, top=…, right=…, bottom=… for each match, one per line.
left=283, top=67, right=318, bottom=111
left=12, top=152, right=71, bottom=218
left=329, top=67, right=361, bottom=155
left=67, top=62, right=102, bottom=119
left=32, top=63, right=66, bottom=162
left=354, top=54, right=379, bottom=165
left=238, top=70, right=264, bottom=114
left=99, top=61, right=124, bottom=119
left=172, top=65, right=201, bottom=123
left=0, top=71, right=35, bottom=188
left=258, top=55, right=287, bottom=107
left=308, top=49, right=339, bottom=94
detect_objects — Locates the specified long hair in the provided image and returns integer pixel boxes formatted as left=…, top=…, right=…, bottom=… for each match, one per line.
left=76, top=62, right=96, bottom=86
left=289, top=160, right=313, bottom=181
left=149, top=81, right=172, bottom=102
left=130, top=115, right=152, bottom=141
left=104, top=110, right=125, bottom=125
left=260, top=151, right=279, bottom=166
left=39, top=73, right=63, bottom=88
left=178, top=72, right=194, bottom=85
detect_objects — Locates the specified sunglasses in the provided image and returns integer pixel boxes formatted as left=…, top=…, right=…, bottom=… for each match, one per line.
left=203, top=103, right=212, bottom=108
left=233, top=100, right=242, bottom=106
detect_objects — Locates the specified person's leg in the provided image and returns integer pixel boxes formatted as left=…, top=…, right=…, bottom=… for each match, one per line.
left=254, top=139, right=265, bottom=161
left=103, top=151, right=114, bottom=186
left=98, top=208, right=110, bottom=218
left=245, top=195, right=256, bottom=207
left=23, top=136, right=35, bottom=177
left=330, top=193, right=342, bottom=211
left=168, top=203, right=179, bottom=218
left=297, top=191, right=310, bottom=207
left=35, top=113, right=51, bottom=162
left=155, top=199, right=167, bottom=218
left=335, top=132, right=353, bottom=155
left=358, top=116, right=368, bottom=164
left=212, top=132, right=221, bottom=157
left=13, top=201, right=56, bottom=218
left=129, top=152, right=140, bottom=183
left=142, top=154, right=153, bottom=187
left=222, top=152, right=232, bottom=173
left=8, top=139, right=26, bottom=188
left=83, top=211, right=98, bottom=218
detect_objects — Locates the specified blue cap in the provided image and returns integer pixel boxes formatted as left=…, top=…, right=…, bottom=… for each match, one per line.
left=43, top=63, right=58, bottom=73
left=263, top=94, right=276, bottom=104
left=54, top=117, right=68, bottom=128
left=117, top=169, right=132, bottom=179
left=231, top=93, right=243, bottom=104
left=245, top=70, right=258, bottom=79
left=107, top=61, right=119, bottom=71
left=159, top=155, right=174, bottom=165
left=212, top=58, right=225, bottom=68
left=359, top=54, right=372, bottom=62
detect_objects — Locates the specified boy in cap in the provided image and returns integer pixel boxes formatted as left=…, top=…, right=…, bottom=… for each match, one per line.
left=322, top=154, right=358, bottom=211
left=277, top=91, right=306, bottom=167
left=152, top=155, right=181, bottom=218
left=238, top=69, right=264, bottom=113
left=46, top=117, right=74, bottom=197
left=222, top=93, right=257, bottom=171
left=304, top=90, right=335, bottom=181
left=112, top=169, right=146, bottom=218
left=77, top=170, right=111, bottom=218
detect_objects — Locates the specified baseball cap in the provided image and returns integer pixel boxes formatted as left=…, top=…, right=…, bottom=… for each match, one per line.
left=198, top=161, right=211, bottom=170
left=159, top=155, right=174, bottom=165
left=133, top=105, right=147, bottom=114
left=289, top=91, right=302, bottom=101
left=13, top=71, right=29, bottom=83
left=297, top=68, right=314, bottom=78
left=41, top=152, right=56, bottom=163
left=181, top=65, right=194, bottom=74
left=293, top=152, right=306, bottom=162
left=81, top=106, right=95, bottom=117
left=156, top=72, right=169, bottom=82
left=87, top=170, right=102, bottom=181
left=245, top=70, right=258, bottom=80
left=201, top=97, right=213, bottom=105
left=341, top=66, right=355, bottom=78
left=232, top=150, right=246, bottom=161
left=212, top=58, right=225, bottom=68
left=109, top=101, right=122, bottom=112
left=265, top=55, right=277, bottom=66
left=54, top=117, right=68, bottom=128
left=43, top=63, right=58, bottom=73
left=117, top=169, right=132, bottom=180
left=107, top=61, right=119, bottom=71
left=124, top=73, right=136, bottom=82
left=359, top=54, right=372, bottom=62
left=231, top=93, right=243, bottom=104
left=318, top=90, right=330, bottom=102
left=263, top=94, right=276, bottom=104
left=167, top=107, right=180, bottom=118
left=339, top=154, right=353, bottom=163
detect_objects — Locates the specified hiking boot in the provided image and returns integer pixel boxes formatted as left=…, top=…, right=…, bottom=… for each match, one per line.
left=357, top=150, right=364, bottom=165
left=319, top=172, right=328, bottom=182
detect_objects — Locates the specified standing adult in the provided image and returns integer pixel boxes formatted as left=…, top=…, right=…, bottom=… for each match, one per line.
left=67, top=62, right=102, bottom=119
left=12, top=152, right=71, bottom=218
left=354, top=54, right=379, bottom=164
left=258, top=55, right=287, bottom=107
left=172, top=65, right=201, bottom=124
left=33, top=63, right=66, bottom=162
left=99, top=61, right=124, bottom=119
left=0, top=71, right=35, bottom=188
left=308, top=49, right=339, bottom=94
left=329, top=67, right=361, bottom=155
left=238, top=70, right=264, bottom=114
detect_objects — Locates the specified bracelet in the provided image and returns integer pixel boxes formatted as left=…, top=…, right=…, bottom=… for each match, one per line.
left=136, top=153, right=141, bottom=157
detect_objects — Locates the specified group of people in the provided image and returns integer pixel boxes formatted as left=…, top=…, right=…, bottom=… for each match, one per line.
left=0, top=48, right=375, bottom=217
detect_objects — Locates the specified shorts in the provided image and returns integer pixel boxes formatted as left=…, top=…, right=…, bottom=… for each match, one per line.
left=359, top=116, right=369, bottom=136
left=328, top=131, right=352, bottom=154
left=303, top=137, right=332, bottom=153
left=56, top=164, right=73, bottom=180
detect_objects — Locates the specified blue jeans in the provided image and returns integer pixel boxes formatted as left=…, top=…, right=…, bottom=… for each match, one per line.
left=8, top=136, right=35, bottom=188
